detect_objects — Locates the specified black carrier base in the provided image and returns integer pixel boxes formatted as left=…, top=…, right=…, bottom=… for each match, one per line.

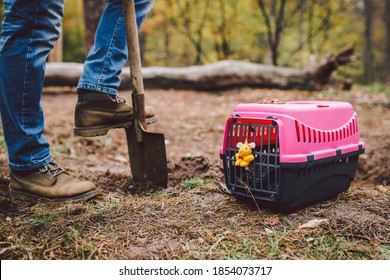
left=223, top=150, right=363, bottom=211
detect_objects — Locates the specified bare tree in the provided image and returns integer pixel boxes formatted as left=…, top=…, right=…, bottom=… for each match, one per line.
left=256, top=0, right=287, bottom=65
left=306, top=0, right=315, bottom=54
left=213, top=0, right=238, bottom=60
left=48, top=35, right=63, bottom=62
left=297, top=0, right=305, bottom=63
left=309, top=1, right=333, bottom=55
left=83, top=0, right=106, bottom=52
left=167, top=0, right=211, bottom=65
left=384, top=0, right=390, bottom=84
left=363, top=0, right=374, bottom=84
left=0, top=2, right=4, bottom=34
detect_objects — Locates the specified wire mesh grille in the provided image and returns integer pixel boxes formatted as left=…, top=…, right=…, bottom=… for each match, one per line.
left=224, top=120, right=280, bottom=201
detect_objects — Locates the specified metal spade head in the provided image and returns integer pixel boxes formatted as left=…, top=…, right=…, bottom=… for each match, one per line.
left=125, top=122, right=168, bottom=187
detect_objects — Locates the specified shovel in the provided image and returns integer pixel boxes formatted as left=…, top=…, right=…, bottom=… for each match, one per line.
left=122, top=0, right=168, bottom=187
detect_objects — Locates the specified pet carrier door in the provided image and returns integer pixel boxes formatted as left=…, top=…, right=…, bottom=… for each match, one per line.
left=223, top=118, right=281, bottom=202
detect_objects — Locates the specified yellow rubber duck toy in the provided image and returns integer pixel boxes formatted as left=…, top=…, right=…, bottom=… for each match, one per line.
left=235, top=141, right=256, bottom=167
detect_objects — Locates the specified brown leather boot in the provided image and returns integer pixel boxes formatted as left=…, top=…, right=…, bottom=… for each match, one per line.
left=10, top=162, right=98, bottom=202
left=74, top=92, right=157, bottom=137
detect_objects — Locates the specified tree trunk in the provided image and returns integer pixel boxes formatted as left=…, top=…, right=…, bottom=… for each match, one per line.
left=312, top=45, right=355, bottom=89
left=0, top=2, right=4, bottom=34
left=44, top=46, right=355, bottom=91
left=257, top=0, right=287, bottom=66
left=192, top=0, right=210, bottom=65
left=213, top=0, right=234, bottom=60
left=307, top=0, right=315, bottom=54
left=384, top=0, right=390, bottom=84
left=168, top=0, right=211, bottom=65
left=268, top=0, right=276, bottom=65
left=83, top=0, right=106, bottom=51
left=298, top=1, right=305, bottom=67
left=139, top=32, right=146, bottom=65
left=363, top=0, right=374, bottom=84
left=48, top=34, right=63, bottom=62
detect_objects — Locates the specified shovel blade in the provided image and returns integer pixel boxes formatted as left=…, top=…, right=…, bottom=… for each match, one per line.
left=125, top=124, right=168, bottom=187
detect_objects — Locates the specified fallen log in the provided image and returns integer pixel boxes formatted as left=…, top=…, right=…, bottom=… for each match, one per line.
left=44, top=46, right=356, bottom=91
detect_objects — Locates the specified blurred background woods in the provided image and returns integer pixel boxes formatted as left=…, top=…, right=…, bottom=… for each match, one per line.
left=1, top=0, right=390, bottom=85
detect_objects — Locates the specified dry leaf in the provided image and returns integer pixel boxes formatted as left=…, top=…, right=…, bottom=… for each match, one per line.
left=113, top=139, right=125, bottom=146
left=374, top=185, right=388, bottom=194
left=298, top=218, right=329, bottom=230
left=258, top=98, right=286, bottom=104
left=107, top=154, right=128, bottom=163
left=264, top=215, right=281, bottom=226
left=339, top=242, right=368, bottom=253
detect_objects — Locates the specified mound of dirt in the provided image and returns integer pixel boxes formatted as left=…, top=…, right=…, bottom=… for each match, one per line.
left=168, top=156, right=224, bottom=187
left=168, top=156, right=210, bottom=187
left=357, top=137, right=390, bottom=185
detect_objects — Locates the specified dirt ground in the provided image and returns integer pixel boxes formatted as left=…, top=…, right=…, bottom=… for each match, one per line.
left=0, top=87, right=389, bottom=260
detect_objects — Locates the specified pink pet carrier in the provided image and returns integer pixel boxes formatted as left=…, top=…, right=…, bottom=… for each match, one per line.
left=219, top=101, right=365, bottom=210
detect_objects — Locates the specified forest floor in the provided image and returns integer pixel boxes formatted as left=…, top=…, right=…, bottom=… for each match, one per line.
left=0, top=87, right=389, bottom=260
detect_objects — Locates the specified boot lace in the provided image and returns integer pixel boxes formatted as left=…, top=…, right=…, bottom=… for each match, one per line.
left=39, top=162, right=66, bottom=180
left=113, top=95, right=126, bottom=103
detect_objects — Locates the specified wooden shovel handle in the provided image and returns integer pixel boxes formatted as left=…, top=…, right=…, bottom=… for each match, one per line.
left=122, top=0, right=146, bottom=128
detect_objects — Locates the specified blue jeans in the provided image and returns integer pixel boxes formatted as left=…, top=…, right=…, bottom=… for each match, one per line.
left=0, top=0, right=154, bottom=171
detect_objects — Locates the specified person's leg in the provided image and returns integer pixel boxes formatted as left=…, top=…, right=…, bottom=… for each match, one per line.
left=0, top=0, right=63, bottom=171
left=0, top=0, right=97, bottom=201
left=74, top=0, right=156, bottom=137
left=77, top=0, right=155, bottom=94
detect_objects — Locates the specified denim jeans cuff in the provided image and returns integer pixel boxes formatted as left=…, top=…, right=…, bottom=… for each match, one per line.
left=77, top=82, right=118, bottom=95
left=9, top=154, right=53, bottom=171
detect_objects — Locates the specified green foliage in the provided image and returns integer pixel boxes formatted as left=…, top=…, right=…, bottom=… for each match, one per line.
left=181, top=176, right=209, bottom=190
left=32, top=204, right=56, bottom=227
left=357, top=82, right=390, bottom=96
left=0, top=134, right=6, bottom=151
left=1, top=0, right=386, bottom=83
left=142, top=0, right=263, bottom=66
left=63, top=0, right=86, bottom=62
left=71, top=217, right=84, bottom=237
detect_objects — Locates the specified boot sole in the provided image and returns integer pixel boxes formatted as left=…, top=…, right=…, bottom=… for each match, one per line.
left=73, top=116, right=158, bottom=137
left=10, top=188, right=100, bottom=202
